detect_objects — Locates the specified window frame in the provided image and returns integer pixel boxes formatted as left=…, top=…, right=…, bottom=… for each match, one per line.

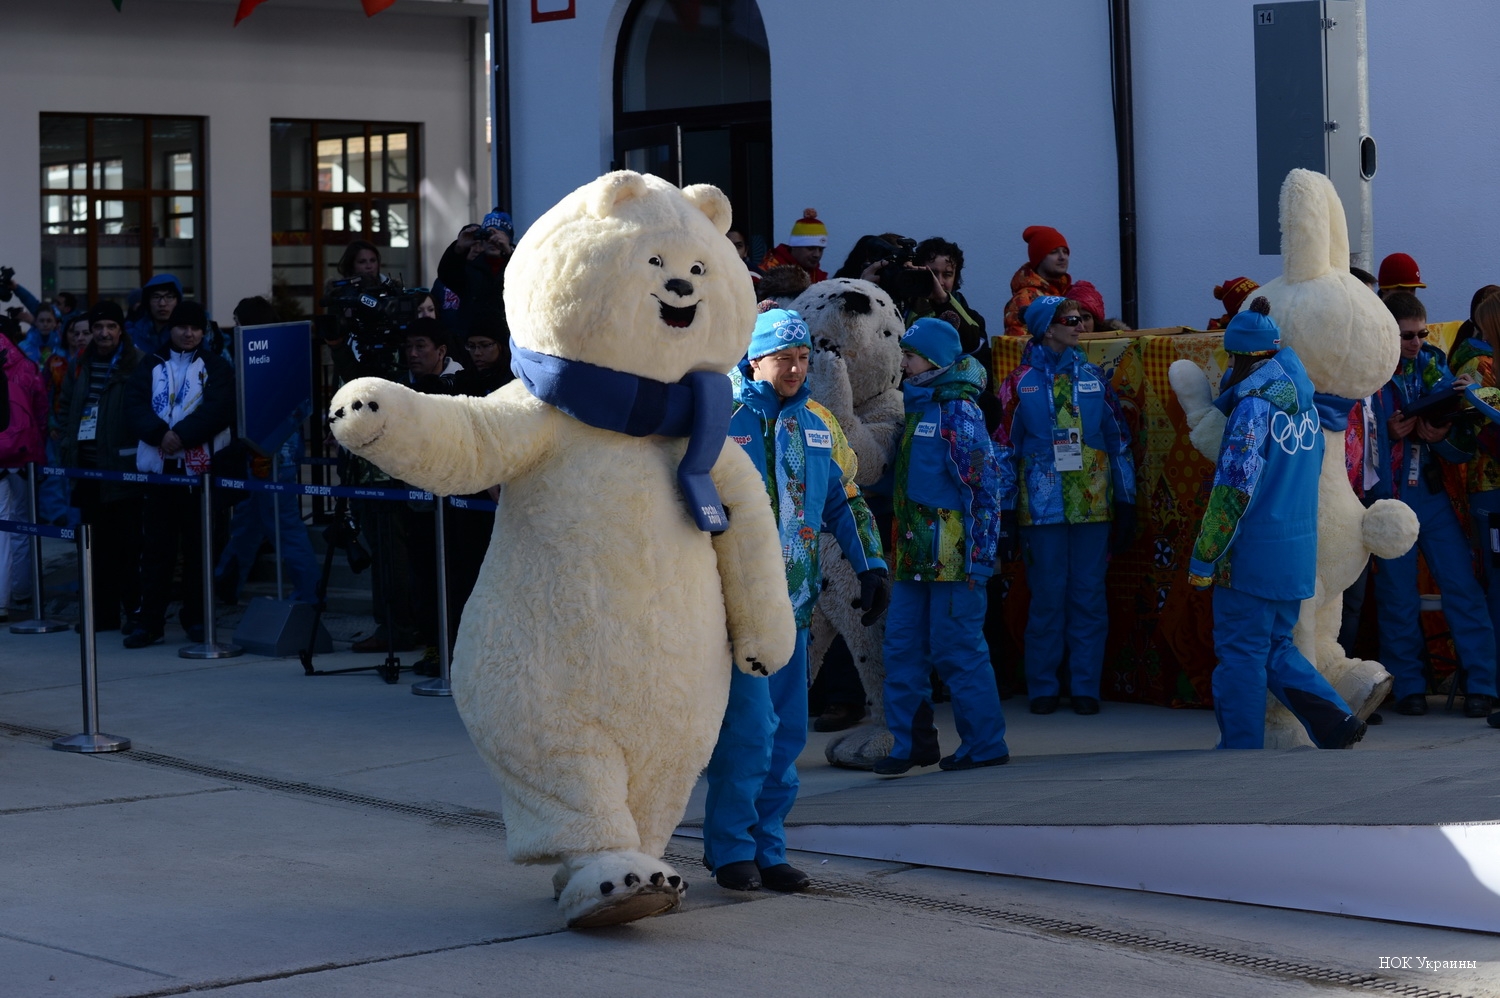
left=270, top=118, right=423, bottom=315
left=38, top=112, right=207, bottom=304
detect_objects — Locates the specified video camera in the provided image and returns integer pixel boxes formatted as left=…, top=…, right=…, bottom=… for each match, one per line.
left=0, top=266, right=15, bottom=302
left=866, top=238, right=933, bottom=303
left=316, top=277, right=428, bottom=358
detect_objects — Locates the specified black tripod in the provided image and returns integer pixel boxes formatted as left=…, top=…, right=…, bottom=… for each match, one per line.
left=300, top=497, right=402, bottom=683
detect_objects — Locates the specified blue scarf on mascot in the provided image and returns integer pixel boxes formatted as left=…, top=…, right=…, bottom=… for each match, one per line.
left=510, top=340, right=731, bottom=533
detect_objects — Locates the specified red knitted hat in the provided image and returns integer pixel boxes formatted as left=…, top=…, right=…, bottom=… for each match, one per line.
left=1023, top=226, right=1068, bottom=269
left=1213, top=276, right=1259, bottom=317
left=1069, top=281, right=1106, bottom=322
left=1378, top=252, right=1425, bottom=290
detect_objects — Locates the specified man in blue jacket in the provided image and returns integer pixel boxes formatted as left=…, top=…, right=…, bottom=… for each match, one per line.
left=1364, top=292, right=1496, bottom=719
left=703, top=307, right=888, bottom=894
left=1188, top=298, right=1366, bottom=749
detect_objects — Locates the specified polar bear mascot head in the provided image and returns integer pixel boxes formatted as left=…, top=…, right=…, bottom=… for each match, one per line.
left=504, top=170, right=756, bottom=383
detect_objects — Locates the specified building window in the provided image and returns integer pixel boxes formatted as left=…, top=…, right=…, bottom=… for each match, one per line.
left=39, top=114, right=205, bottom=306
left=271, top=120, right=421, bottom=317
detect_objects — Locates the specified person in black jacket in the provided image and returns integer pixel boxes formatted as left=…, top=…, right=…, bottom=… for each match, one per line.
left=437, top=211, right=514, bottom=389
left=122, top=300, right=235, bottom=647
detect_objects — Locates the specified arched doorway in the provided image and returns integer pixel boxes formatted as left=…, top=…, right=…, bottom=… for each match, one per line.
left=613, top=0, right=772, bottom=262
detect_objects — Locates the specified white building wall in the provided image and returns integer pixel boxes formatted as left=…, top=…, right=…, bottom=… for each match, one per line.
left=503, top=0, right=1500, bottom=330
left=4, top=1, right=1493, bottom=328
left=0, top=0, right=487, bottom=320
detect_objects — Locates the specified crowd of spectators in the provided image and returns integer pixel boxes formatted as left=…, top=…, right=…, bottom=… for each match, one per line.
left=2, top=201, right=1496, bottom=739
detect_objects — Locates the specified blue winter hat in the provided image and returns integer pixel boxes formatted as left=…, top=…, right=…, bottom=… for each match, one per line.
left=900, top=316, right=962, bottom=369
left=748, top=308, right=811, bottom=360
left=1024, top=295, right=1068, bottom=339
left=481, top=208, right=514, bottom=240
left=142, top=273, right=183, bottom=299
left=1223, top=296, right=1281, bottom=355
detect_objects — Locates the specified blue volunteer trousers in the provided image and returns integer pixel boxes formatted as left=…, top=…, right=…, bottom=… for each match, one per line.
left=1020, top=521, right=1111, bottom=699
left=1212, top=585, right=1354, bottom=749
left=702, top=628, right=809, bottom=871
left=1467, top=489, right=1500, bottom=695
left=882, top=580, right=1008, bottom=763
left=1374, top=481, right=1498, bottom=698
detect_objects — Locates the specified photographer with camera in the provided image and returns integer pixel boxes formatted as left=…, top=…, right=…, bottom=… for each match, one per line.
left=436, top=210, right=514, bottom=388
left=832, top=233, right=936, bottom=316
left=319, top=262, right=427, bottom=654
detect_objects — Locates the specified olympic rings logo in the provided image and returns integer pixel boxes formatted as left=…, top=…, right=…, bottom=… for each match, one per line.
left=1270, top=409, right=1320, bottom=455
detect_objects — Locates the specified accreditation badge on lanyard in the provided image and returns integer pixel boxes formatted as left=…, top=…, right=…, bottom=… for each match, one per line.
left=78, top=403, right=99, bottom=441
left=1052, top=368, right=1085, bottom=472
left=1053, top=427, right=1083, bottom=471
left=1407, top=441, right=1422, bottom=488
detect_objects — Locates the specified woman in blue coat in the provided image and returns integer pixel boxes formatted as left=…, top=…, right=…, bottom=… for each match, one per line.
left=992, top=296, right=1136, bottom=716
left=1187, top=298, right=1366, bottom=750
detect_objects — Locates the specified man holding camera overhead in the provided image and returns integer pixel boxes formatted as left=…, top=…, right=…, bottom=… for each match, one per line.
left=438, top=210, right=515, bottom=388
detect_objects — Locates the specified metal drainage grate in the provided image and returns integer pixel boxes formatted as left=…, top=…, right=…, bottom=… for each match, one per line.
left=726, top=871, right=1482, bottom=998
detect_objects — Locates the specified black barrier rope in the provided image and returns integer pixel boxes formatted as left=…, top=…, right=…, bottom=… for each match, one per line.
left=0, top=518, right=76, bottom=541
left=37, top=465, right=499, bottom=511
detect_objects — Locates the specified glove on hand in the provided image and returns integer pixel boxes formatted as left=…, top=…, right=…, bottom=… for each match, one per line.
left=1110, top=502, right=1137, bottom=555
left=854, top=568, right=890, bottom=626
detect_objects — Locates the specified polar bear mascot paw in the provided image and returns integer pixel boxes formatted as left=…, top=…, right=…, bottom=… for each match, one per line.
left=555, top=851, right=686, bottom=929
left=794, top=279, right=906, bottom=768
left=1174, top=169, right=1415, bottom=749
left=331, top=170, right=795, bottom=928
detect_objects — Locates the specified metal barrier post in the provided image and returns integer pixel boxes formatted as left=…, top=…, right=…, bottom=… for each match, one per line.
left=181, top=473, right=242, bottom=659
left=11, top=464, right=68, bottom=634
left=54, top=524, right=130, bottom=753
left=412, top=496, right=452, bottom=697
left=271, top=453, right=284, bottom=601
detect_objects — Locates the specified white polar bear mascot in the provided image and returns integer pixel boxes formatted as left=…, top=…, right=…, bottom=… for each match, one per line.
left=329, top=171, right=796, bottom=928
left=1170, top=168, right=1419, bottom=746
left=795, top=279, right=906, bottom=768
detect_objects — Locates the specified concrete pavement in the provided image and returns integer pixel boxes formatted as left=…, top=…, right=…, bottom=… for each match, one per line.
left=2, top=544, right=1497, bottom=997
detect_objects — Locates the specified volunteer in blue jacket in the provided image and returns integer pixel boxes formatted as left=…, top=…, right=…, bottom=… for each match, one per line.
left=1365, top=292, right=1496, bottom=718
left=993, top=296, right=1136, bottom=716
left=1188, top=297, right=1367, bottom=749
left=873, top=317, right=1009, bottom=776
left=703, top=308, right=888, bottom=894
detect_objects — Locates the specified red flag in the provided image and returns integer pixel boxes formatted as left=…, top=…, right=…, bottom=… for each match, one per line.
left=234, top=0, right=269, bottom=24
left=361, top=0, right=398, bottom=15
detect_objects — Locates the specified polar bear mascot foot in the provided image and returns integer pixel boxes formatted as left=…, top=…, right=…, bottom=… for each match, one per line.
left=555, top=851, right=686, bottom=929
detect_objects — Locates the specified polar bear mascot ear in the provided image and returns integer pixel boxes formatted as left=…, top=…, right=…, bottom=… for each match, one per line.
left=681, top=184, right=733, bottom=236
left=1255, top=168, right=1398, bottom=400
left=583, top=170, right=651, bottom=220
